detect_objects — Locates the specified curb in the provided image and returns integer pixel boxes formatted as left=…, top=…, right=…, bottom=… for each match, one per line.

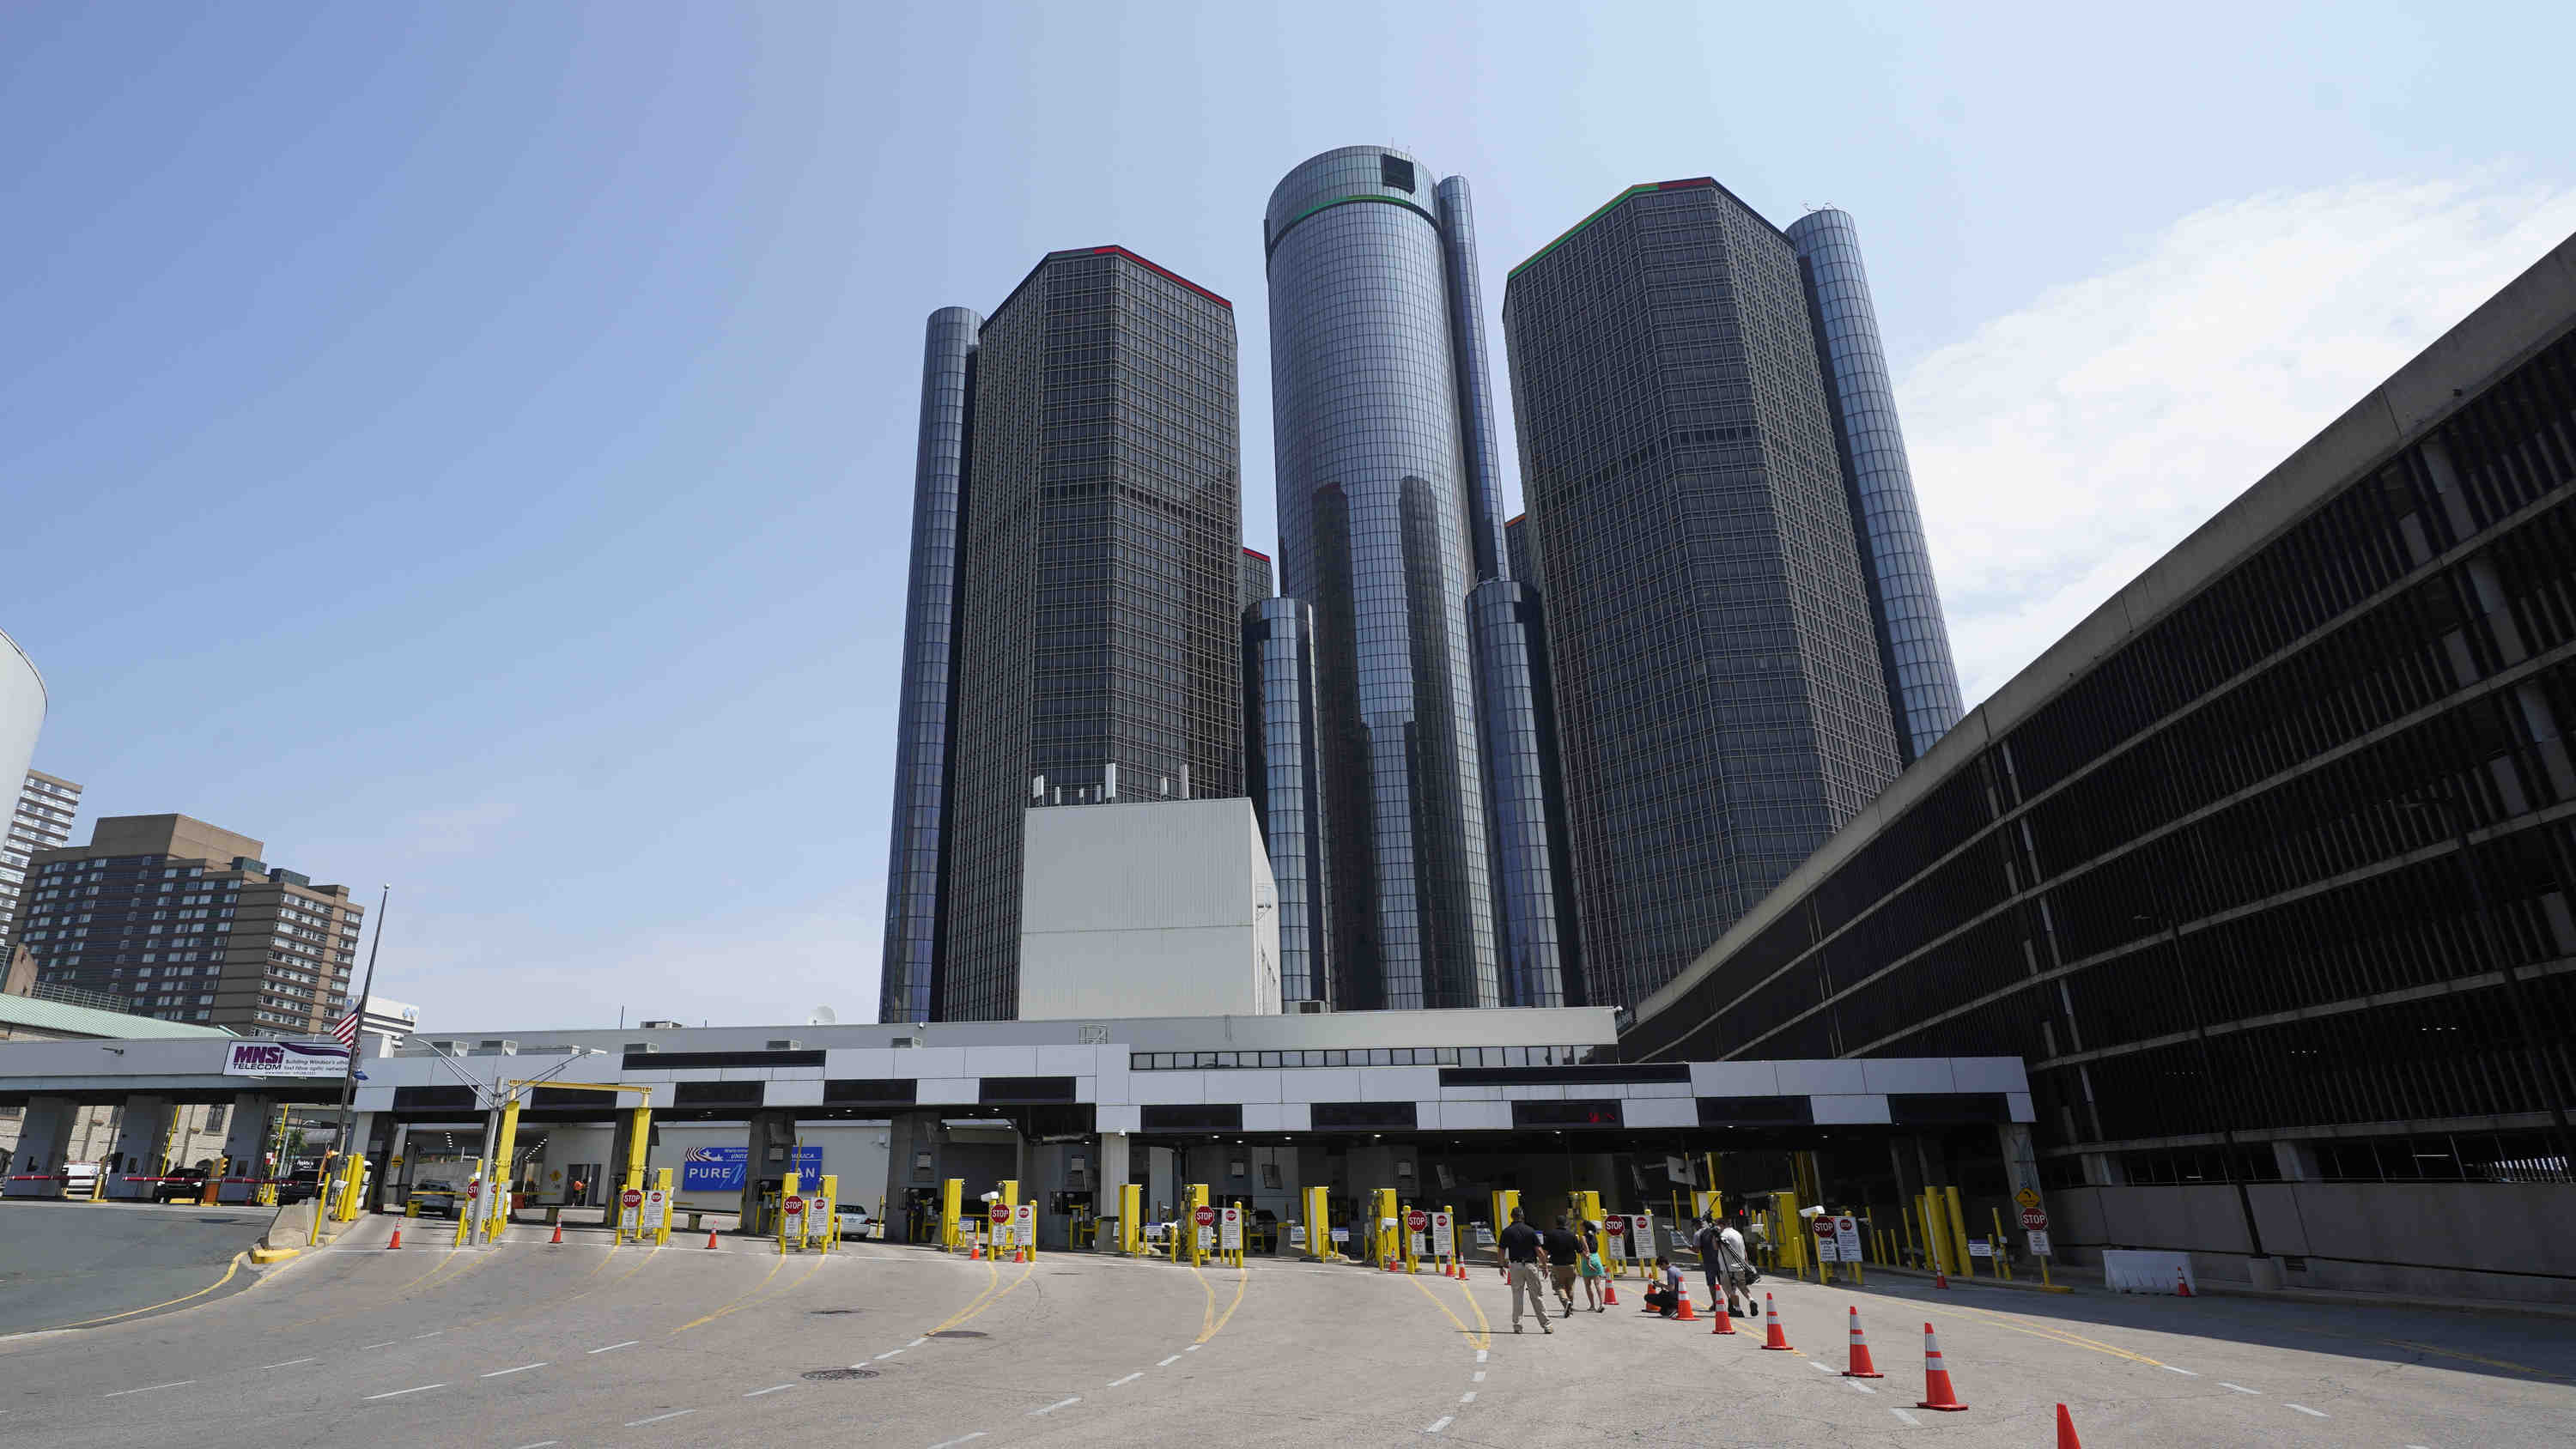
left=249, top=1245, right=301, bottom=1265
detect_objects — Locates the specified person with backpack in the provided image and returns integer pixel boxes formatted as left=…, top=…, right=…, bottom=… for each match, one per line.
left=1693, top=1214, right=1754, bottom=1319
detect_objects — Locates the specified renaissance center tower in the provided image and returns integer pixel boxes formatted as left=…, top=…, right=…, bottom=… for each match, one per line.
left=1263, top=146, right=1576, bottom=1010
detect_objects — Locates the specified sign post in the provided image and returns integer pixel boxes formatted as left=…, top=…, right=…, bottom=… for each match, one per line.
left=1810, top=1213, right=1839, bottom=1283
left=1405, top=1208, right=1428, bottom=1274
left=779, top=1170, right=805, bottom=1256
left=1218, top=1203, right=1243, bottom=1266
left=1431, top=1208, right=1456, bottom=1272
left=618, top=1186, right=644, bottom=1244
left=2020, top=1203, right=2053, bottom=1286
left=1194, top=1203, right=1218, bottom=1266
left=1012, top=1200, right=1036, bottom=1262
left=1834, top=1214, right=1864, bottom=1286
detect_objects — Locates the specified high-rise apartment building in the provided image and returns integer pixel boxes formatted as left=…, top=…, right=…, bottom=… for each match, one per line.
left=1504, top=177, right=1917, bottom=1010
left=1262, top=145, right=1576, bottom=1011
left=13, top=815, right=366, bottom=1035
left=881, top=246, right=1244, bottom=1022
left=3, top=770, right=80, bottom=968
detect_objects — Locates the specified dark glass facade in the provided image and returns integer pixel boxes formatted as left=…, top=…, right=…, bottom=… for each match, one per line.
left=1471, top=579, right=1583, bottom=1006
left=1504, top=513, right=1534, bottom=592
left=1244, top=596, right=1332, bottom=1005
left=1504, top=178, right=1904, bottom=1013
left=1787, top=209, right=1965, bottom=763
left=1625, top=262, right=2576, bottom=1264
left=879, top=306, right=980, bottom=1022
left=908, top=248, right=1242, bottom=1021
left=1264, top=146, right=1501, bottom=1009
left=1239, top=548, right=1273, bottom=612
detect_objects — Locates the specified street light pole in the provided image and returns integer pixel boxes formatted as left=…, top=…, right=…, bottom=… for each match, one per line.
left=2397, top=791, right=2576, bottom=1176
left=325, top=884, right=392, bottom=1217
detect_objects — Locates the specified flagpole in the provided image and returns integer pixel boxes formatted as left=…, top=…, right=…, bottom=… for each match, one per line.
left=325, top=884, right=392, bottom=1215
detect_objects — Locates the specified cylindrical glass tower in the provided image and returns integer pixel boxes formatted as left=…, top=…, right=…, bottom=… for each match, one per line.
left=1244, top=596, right=1333, bottom=1006
left=1787, top=208, right=1965, bottom=763
left=1265, top=145, right=1498, bottom=1009
left=1469, top=578, right=1581, bottom=1007
left=878, top=306, right=980, bottom=1022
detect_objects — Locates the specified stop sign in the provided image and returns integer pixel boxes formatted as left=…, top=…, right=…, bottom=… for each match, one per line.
left=989, top=1203, right=1010, bottom=1225
left=1194, top=1204, right=1218, bottom=1227
left=1603, top=1219, right=1625, bottom=1238
left=1811, top=1216, right=1834, bottom=1240
left=1406, top=1210, right=1429, bottom=1232
left=623, top=1188, right=641, bottom=1209
left=2020, top=1206, right=2049, bottom=1230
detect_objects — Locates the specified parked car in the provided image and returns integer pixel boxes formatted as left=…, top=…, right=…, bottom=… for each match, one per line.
left=407, top=1180, right=462, bottom=1218
left=836, top=1203, right=878, bottom=1240
left=151, top=1167, right=211, bottom=1203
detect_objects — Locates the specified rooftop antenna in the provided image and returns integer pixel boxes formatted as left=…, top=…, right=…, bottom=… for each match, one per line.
left=809, top=1005, right=838, bottom=1026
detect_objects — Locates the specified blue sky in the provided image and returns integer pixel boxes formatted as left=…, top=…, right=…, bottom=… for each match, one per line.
left=6, top=2, right=2571, bottom=1031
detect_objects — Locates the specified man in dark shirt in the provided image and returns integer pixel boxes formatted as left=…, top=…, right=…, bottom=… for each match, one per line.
left=1543, top=1216, right=1585, bottom=1317
left=1498, top=1208, right=1552, bottom=1334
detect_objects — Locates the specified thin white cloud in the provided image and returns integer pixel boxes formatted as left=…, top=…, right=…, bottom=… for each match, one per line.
left=1899, top=175, right=2576, bottom=706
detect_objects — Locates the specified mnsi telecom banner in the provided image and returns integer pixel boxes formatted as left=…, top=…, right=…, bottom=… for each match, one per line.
left=222, top=1040, right=350, bottom=1077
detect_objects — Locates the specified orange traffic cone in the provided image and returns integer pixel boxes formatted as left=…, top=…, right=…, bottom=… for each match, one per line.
left=1602, top=1278, right=1619, bottom=1307
left=550, top=1222, right=564, bottom=1245
left=1675, top=1292, right=1698, bottom=1322
left=387, top=1226, right=403, bottom=1250
left=1709, top=1295, right=1737, bottom=1335
left=705, top=1228, right=719, bottom=1250
left=1935, top=1266, right=1949, bottom=1289
left=1759, top=1293, right=1793, bottom=1350
left=2174, top=1265, right=2193, bottom=1298
left=1915, top=1322, right=1969, bottom=1410
left=1844, top=1306, right=1885, bottom=1378
left=2056, top=1403, right=2083, bottom=1448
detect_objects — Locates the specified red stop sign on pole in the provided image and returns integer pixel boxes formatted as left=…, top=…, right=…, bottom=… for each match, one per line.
left=1194, top=1205, right=1218, bottom=1227
left=2020, top=1206, right=2049, bottom=1230
left=1406, top=1210, right=1429, bottom=1233
left=1603, top=1219, right=1625, bottom=1238
left=623, top=1188, right=641, bottom=1209
left=989, top=1203, right=1010, bottom=1225
left=1811, top=1217, right=1834, bottom=1240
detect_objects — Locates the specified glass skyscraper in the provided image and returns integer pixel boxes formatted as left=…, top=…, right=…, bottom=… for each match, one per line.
left=1787, top=208, right=1965, bottom=763
left=1243, top=596, right=1331, bottom=1005
left=881, top=247, right=1243, bottom=1022
left=1503, top=177, right=1911, bottom=1012
left=1263, top=146, right=1575, bottom=1011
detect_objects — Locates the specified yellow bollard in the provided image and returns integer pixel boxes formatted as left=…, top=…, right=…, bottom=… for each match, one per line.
left=1990, top=1206, right=2012, bottom=1282
left=1943, top=1185, right=1972, bottom=1281
left=1121, top=1182, right=1144, bottom=1257
left=942, top=1178, right=964, bottom=1253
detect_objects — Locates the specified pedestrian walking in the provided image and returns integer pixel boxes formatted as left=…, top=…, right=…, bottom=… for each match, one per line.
left=1577, top=1218, right=1607, bottom=1313
left=1693, top=1214, right=1754, bottom=1319
left=1498, top=1207, right=1552, bottom=1334
left=1543, top=1215, right=1585, bottom=1317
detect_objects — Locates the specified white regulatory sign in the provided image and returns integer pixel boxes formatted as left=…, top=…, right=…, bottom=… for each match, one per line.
left=2026, top=1229, right=2052, bottom=1257
left=1833, top=1215, right=1862, bottom=1263
left=1431, top=1210, right=1456, bottom=1260
left=1013, top=1202, right=1036, bottom=1250
left=1218, top=1205, right=1243, bottom=1252
left=1967, top=1237, right=1994, bottom=1258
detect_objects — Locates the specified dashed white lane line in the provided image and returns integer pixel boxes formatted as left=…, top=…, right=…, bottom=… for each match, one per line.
left=1030, top=1397, right=1081, bottom=1416
left=2162, top=1365, right=2199, bottom=1376
left=509, top=1442, right=559, bottom=1448
left=361, top=1383, right=445, bottom=1400
left=1471, top=1371, right=1485, bottom=1383
left=103, top=1381, right=196, bottom=1399
left=1109, top=1373, right=1144, bottom=1387
left=1850, top=1381, right=1877, bottom=1395
left=909, top=1337, right=928, bottom=1347
left=876, top=1349, right=906, bottom=1359
left=2221, top=1382, right=2262, bottom=1395
left=361, top=1341, right=398, bottom=1349
left=481, top=1362, right=546, bottom=1378
left=1807, top=1361, right=1835, bottom=1374
left=1889, top=1407, right=1922, bottom=1427
left=1474, top=1349, right=1489, bottom=1363
left=1425, top=1416, right=1455, bottom=1434
left=260, top=1359, right=319, bottom=1371
left=745, top=1385, right=794, bottom=1397
left=588, top=1341, right=640, bottom=1355
left=927, top=1435, right=987, bottom=1449
left=626, top=1410, right=696, bottom=1427
left=1460, top=1391, right=1477, bottom=1404
left=1157, top=1354, right=1182, bottom=1367
left=413, top=1331, right=442, bottom=1339
left=2286, top=1404, right=2330, bottom=1418
left=1184, top=1343, right=1200, bottom=1351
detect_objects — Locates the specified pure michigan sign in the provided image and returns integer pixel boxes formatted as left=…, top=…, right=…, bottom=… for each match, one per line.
left=681, top=1146, right=823, bottom=1192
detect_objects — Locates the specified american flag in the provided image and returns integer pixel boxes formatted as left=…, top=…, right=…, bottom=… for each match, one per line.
left=331, top=1006, right=361, bottom=1048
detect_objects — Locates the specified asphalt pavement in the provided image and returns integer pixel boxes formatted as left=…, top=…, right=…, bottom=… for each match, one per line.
left=3, top=1211, right=2571, bottom=1446
left=0, top=1198, right=270, bottom=1332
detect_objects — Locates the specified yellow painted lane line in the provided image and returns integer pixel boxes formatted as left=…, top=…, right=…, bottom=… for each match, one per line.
left=40, top=1252, right=245, bottom=1332
left=1188, top=1264, right=1218, bottom=1339
left=927, top=1258, right=1036, bottom=1337
left=1408, top=1273, right=1486, bottom=1351
left=1935, top=1300, right=2166, bottom=1367
left=670, top=1252, right=787, bottom=1334
left=1197, top=1266, right=1249, bottom=1343
left=926, top=1262, right=1001, bottom=1336
left=1449, top=1271, right=1491, bottom=1350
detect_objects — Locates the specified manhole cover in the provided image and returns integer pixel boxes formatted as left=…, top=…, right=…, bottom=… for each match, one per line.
left=809, top=1309, right=860, bottom=1316
left=802, top=1367, right=879, bottom=1381
left=929, top=1330, right=987, bottom=1339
